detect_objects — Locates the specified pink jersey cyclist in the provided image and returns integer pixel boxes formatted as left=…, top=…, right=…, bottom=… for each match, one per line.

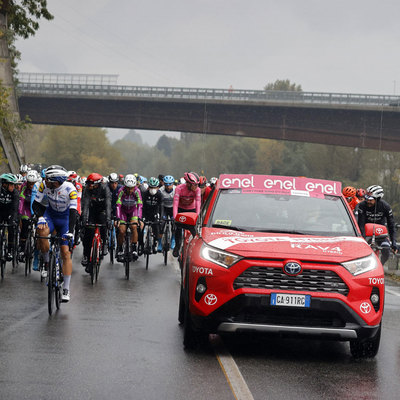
left=172, top=172, right=201, bottom=258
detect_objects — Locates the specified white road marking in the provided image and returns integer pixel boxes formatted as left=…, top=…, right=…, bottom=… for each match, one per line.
left=210, top=335, right=254, bottom=400
left=386, top=287, right=400, bottom=297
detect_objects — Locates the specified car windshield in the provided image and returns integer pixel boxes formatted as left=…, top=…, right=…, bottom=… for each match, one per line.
left=208, top=190, right=357, bottom=236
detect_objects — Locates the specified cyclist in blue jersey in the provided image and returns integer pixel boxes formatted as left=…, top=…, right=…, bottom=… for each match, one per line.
left=32, top=165, right=78, bottom=302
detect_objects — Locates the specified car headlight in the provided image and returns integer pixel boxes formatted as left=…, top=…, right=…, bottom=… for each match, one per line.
left=201, top=243, right=242, bottom=269
left=341, top=254, right=379, bottom=276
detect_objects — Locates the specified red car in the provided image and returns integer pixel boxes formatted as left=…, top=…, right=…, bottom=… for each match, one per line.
left=176, top=174, right=387, bottom=358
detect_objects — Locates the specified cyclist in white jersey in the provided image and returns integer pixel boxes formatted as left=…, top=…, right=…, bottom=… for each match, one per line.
left=32, top=165, right=78, bottom=302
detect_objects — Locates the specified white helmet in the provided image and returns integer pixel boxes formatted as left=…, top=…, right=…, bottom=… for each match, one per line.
left=15, top=173, right=24, bottom=183
left=20, top=164, right=29, bottom=173
left=26, top=170, right=39, bottom=183
left=180, top=177, right=185, bottom=185
left=366, top=185, right=384, bottom=199
left=124, top=174, right=137, bottom=188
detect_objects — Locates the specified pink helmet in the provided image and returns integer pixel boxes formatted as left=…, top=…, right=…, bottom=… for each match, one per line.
left=184, top=172, right=199, bottom=185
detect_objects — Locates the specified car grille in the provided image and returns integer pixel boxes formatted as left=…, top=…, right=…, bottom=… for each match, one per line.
left=233, top=266, right=349, bottom=296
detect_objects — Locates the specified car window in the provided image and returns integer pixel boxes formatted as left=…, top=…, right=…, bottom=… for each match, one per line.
left=208, top=190, right=356, bottom=236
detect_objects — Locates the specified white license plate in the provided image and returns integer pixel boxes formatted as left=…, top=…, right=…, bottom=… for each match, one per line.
left=270, top=293, right=311, bottom=307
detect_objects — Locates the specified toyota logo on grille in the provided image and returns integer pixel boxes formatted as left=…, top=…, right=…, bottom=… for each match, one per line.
left=284, top=262, right=302, bottom=276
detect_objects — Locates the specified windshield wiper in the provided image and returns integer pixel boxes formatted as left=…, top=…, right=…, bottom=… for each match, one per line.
left=254, top=229, right=307, bottom=235
left=211, top=224, right=247, bottom=231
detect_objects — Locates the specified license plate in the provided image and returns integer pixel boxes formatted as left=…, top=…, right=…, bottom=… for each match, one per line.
left=270, top=293, right=311, bottom=307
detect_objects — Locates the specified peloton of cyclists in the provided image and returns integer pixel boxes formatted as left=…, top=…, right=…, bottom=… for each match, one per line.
left=342, top=186, right=360, bottom=213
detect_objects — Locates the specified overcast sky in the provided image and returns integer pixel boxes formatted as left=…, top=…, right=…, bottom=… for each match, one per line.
left=15, top=0, right=400, bottom=141
left=16, top=0, right=400, bottom=94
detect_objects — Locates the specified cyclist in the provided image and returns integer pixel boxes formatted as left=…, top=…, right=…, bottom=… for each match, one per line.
left=356, top=188, right=366, bottom=202
left=209, top=177, right=218, bottom=188
left=142, top=177, right=163, bottom=253
left=108, top=172, right=122, bottom=220
left=116, top=174, right=142, bottom=261
left=342, top=186, right=359, bottom=212
left=33, top=165, right=78, bottom=302
left=0, top=173, right=19, bottom=261
left=20, top=164, right=29, bottom=180
left=160, top=175, right=176, bottom=249
left=18, top=170, right=39, bottom=262
left=81, top=173, right=112, bottom=272
left=199, top=175, right=212, bottom=204
left=68, top=171, right=83, bottom=246
left=172, top=172, right=201, bottom=257
left=358, top=185, right=397, bottom=266
left=15, top=174, right=24, bottom=192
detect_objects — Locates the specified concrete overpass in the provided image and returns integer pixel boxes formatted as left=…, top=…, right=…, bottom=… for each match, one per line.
left=17, top=73, right=400, bottom=152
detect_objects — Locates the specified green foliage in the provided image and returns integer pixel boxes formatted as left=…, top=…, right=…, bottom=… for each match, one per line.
left=24, top=125, right=122, bottom=176
left=0, top=0, right=54, bottom=39
left=264, top=79, right=302, bottom=92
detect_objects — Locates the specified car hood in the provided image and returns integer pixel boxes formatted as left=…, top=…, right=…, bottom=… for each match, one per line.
left=202, top=228, right=371, bottom=263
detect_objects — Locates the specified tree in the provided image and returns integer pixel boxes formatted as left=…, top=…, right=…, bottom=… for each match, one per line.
left=122, top=129, right=143, bottom=145
left=264, top=79, right=302, bottom=92
left=0, top=0, right=53, bottom=39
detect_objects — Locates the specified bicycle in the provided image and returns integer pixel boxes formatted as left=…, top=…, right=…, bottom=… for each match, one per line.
left=0, top=223, right=11, bottom=280
left=23, top=218, right=36, bottom=276
left=108, top=221, right=117, bottom=265
left=36, top=233, right=72, bottom=315
left=85, top=223, right=106, bottom=285
left=161, top=216, right=174, bottom=266
left=119, top=222, right=138, bottom=280
left=143, top=219, right=159, bottom=270
left=0, top=222, right=18, bottom=279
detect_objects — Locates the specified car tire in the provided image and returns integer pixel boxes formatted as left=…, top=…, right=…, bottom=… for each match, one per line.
left=350, top=323, right=381, bottom=358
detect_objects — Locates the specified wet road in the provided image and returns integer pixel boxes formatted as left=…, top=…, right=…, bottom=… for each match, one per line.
left=0, top=249, right=400, bottom=400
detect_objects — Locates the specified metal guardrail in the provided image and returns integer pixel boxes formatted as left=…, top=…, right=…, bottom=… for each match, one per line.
left=16, top=77, right=400, bottom=107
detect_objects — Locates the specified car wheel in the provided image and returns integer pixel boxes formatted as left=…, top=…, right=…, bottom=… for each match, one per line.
left=350, top=323, right=381, bottom=358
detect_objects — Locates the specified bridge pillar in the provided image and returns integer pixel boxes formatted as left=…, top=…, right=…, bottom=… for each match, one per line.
left=0, top=14, right=23, bottom=174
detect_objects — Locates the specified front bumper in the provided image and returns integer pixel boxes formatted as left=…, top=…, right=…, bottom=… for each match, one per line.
left=191, top=294, right=381, bottom=341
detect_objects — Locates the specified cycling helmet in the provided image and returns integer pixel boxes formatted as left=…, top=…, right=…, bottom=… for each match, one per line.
left=41, top=169, right=46, bottom=179
left=108, top=172, right=119, bottom=183
left=356, top=188, right=366, bottom=198
left=86, top=173, right=103, bottom=184
left=184, top=172, right=200, bottom=185
left=366, top=185, right=384, bottom=199
left=342, top=186, right=356, bottom=198
left=148, top=177, right=160, bottom=188
left=210, top=177, right=218, bottom=186
left=20, top=164, right=29, bottom=173
left=15, top=174, right=24, bottom=183
left=124, top=174, right=136, bottom=188
left=45, top=165, right=68, bottom=183
left=0, top=173, right=17, bottom=184
left=199, top=175, right=207, bottom=188
left=26, top=170, right=39, bottom=183
left=68, top=171, right=78, bottom=182
left=163, top=175, right=174, bottom=185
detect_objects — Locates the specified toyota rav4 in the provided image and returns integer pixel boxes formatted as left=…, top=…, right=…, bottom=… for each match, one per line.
left=176, top=174, right=386, bottom=358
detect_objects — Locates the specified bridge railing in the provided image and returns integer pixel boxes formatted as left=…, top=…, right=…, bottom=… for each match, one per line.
left=16, top=80, right=400, bottom=107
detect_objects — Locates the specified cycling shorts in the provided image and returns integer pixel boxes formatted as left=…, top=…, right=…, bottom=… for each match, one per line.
left=43, top=209, right=70, bottom=245
left=119, top=212, right=138, bottom=224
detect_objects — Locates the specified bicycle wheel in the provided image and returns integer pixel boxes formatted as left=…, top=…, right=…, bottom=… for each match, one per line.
left=95, top=240, right=101, bottom=282
left=48, top=255, right=56, bottom=315
left=1, top=235, right=5, bottom=279
left=163, top=225, right=170, bottom=266
left=145, top=227, right=152, bottom=270
left=109, top=229, right=115, bottom=265
left=39, top=255, right=45, bottom=282
left=124, top=234, right=130, bottom=280
left=90, top=241, right=98, bottom=285
left=25, top=236, right=31, bottom=276
left=55, top=262, right=62, bottom=310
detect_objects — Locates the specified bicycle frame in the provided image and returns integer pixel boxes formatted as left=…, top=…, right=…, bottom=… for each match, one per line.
left=85, top=223, right=105, bottom=284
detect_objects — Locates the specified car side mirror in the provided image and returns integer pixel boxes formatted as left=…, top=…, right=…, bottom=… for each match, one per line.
left=175, top=212, right=197, bottom=237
